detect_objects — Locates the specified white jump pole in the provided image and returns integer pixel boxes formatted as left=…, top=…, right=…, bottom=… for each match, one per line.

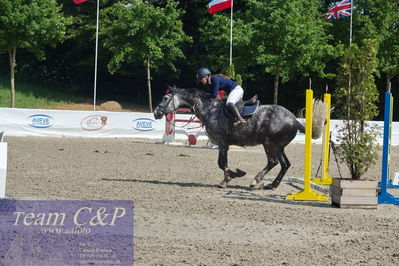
left=0, top=132, right=8, bottom=199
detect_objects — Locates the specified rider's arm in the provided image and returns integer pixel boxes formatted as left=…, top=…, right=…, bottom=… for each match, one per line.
left=211, top=77, right=220, bottom=98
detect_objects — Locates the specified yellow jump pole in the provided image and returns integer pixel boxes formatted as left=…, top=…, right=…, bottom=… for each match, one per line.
left=312, top=93, right=332, bottom=185
left=286, top=89, right=329, bottom=201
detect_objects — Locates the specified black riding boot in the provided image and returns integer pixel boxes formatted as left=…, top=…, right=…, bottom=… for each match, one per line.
left=227, top=102, right=247, bottom=126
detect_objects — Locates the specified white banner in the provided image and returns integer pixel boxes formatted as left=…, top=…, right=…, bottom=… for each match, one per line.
left=0, top=108, right=397, bottom=146
left=0, top=142, right=7, bottom=198
left=0, top=108, right=165, bottom=139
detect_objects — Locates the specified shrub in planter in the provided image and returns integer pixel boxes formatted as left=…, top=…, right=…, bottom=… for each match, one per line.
left=333, top=39, right=380, bottom=208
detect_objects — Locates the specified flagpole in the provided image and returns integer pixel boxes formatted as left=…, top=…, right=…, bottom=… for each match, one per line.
left=229, top=0, right=233, bottom=65
left=348, top=0, right=353, bottom=117
left=93, top=0, right=99, bottom=111
left=349, top=0, right=353, bottom=45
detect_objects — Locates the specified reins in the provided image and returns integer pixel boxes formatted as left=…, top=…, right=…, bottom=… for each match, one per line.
left=161, top=89, right=221, bottom=130
left=166, top=113, right=202, bottom=130
left=163, top=92, right=203, bottom=130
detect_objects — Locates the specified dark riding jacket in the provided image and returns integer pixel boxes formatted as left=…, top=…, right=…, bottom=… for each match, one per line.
left=209, top=76, right=238, bottom=98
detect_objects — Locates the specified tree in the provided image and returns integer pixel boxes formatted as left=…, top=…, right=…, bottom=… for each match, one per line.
left=0, top=0, right=69, bottom=107
left=327, top=0, right=399, bottom=92
left=246, top=0, right=334, bottom=104
left=335, top=40, right=380, bottom=179
left=199, top=11, right=254, bottom=78
left=226, top=64, right=242, bottom=86
left=379, top=26, right=399, bottom=92
left=359, top=0, right=399, bottom=92
left=102, top=0, right=190, bottom=112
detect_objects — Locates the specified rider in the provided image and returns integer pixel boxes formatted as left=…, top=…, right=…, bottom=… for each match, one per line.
left=196, top=67, right=248, bottom=126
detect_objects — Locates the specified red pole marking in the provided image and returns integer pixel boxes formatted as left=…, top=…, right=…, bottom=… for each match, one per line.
left=164, top=109, right=203, bottom=145
left=165, top=113, right=175, bottom=135
left=176, top=108, right=192, bottom=113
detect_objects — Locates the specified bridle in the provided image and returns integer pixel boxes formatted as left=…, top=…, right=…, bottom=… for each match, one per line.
left=157, top=91, right=177, bottom=115
left=161, top=90, right=203, bottom=129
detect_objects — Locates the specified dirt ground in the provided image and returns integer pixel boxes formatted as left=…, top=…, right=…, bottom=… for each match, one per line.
left=4, top=136, right=399, bottom=265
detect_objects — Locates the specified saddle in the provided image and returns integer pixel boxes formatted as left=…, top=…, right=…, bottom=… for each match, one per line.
left=223, top=95, right=260, bottom=119
left=236, top=95, right=260, bottom=117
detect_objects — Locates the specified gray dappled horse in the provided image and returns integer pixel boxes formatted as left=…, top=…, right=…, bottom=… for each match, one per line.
left=154, top=87, right=326, bottom=190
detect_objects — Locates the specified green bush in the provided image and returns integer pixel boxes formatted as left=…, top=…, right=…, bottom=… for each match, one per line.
left=335, top=39, right=380, bottom=179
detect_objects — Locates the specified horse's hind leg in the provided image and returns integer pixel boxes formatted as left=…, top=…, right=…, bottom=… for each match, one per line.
left=263, top=148, right=291, bottom=190
left=250, top=144, right=278, bottom=190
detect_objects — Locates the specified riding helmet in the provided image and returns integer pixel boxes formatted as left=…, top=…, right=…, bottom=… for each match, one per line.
left=196, top=67, right=211, bottom=81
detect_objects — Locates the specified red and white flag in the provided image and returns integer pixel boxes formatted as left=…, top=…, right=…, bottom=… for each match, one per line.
left=73, top=0, right=89, bottom=4
left=208, top=0, right=232, bottom=14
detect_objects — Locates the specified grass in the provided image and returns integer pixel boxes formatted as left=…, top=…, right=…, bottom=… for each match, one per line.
left=0, top=73, right=90, bottom=109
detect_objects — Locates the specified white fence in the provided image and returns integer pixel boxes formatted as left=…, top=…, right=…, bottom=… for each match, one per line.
left=0, top=108, right=165, bottom=139
left=0, top=108, right=398, bottom=146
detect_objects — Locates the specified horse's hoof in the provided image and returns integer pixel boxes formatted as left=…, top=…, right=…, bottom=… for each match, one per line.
left=218, top=180, right=228, bottom=188
left=234, top=169, right=246, bottom=177
left=263, top=184, right=276, bottom=190
left=249, top=182, right=262, bottom=190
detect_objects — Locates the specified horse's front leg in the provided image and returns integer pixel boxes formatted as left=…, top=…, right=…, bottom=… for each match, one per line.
left=216, top=145, right=247, bottom=188
left=217, top=146, right=231, bottom=188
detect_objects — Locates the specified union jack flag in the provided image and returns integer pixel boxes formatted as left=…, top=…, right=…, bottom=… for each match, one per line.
left=324, top=0, right=352, bottom=19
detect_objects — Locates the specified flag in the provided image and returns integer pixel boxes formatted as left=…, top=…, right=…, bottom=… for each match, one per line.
left=324, top=0, right=352, bottom=19
left=73, top=0, right=89, bottom=4
left=209, top=0, right=232, bottom=14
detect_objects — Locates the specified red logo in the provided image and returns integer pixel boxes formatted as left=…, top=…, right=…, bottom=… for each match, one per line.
left=81, top=115, right=107, bottom=131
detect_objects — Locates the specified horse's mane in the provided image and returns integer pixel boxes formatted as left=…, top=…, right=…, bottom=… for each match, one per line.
left=170, top=85, right=207, bottom=99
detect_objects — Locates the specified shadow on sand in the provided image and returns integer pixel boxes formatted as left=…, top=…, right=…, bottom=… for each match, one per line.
left=102, top=177, right=249, bottom=190
left=102, top=178, right=333, bottom=208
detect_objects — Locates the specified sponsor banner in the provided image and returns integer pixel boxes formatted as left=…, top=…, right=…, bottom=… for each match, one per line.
left=132, top=118, right=158, bottom=132
left=0, top=200, right=133, bottom=266
left=0, top=108, right=165, bottom=139
left=0, top=108, right=397, bottom=145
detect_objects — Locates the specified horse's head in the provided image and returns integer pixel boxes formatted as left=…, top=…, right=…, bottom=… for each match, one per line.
left=154, top=86, right=209, bottom=119
left=154, top=85, right=187, bottom=119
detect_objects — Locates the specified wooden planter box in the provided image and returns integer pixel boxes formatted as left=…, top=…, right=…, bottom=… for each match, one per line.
left=331, top=178, right=378, bottom=209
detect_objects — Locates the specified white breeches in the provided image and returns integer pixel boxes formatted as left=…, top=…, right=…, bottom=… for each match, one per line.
left=226, top=85, right=244, bottom=104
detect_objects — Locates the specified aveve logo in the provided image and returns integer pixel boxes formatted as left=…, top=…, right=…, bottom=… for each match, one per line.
left=133, top=118, right=156, bottom=132
left=81, top=115, right=107, bottom=131
left=28, top=114, right=53, bottom=128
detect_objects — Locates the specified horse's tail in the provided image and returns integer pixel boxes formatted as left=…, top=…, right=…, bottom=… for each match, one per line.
left=296, top=99, right=328, bottom=139
left=296, top=120, right=306, bottom=134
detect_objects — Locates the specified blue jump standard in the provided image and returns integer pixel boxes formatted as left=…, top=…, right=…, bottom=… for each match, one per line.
left=378, top=180, right=399, bottom=189
left=378, top=92, right=399, bottom=204
left=378, top=91, right=399, bottom=189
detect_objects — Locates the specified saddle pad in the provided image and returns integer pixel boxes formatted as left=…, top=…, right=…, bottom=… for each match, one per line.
left=241, top=100, right=260, bottom=117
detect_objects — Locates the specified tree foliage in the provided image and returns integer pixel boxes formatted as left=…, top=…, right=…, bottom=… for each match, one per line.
left=244, top=0, right=335, bottom=104
left=0, top=0, right=69, bottom=107
left=101, top=0, right=190, bottom=111
left=0, top=0, right=398, bottom=114
left=199, top=11, right=253, bottom=77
